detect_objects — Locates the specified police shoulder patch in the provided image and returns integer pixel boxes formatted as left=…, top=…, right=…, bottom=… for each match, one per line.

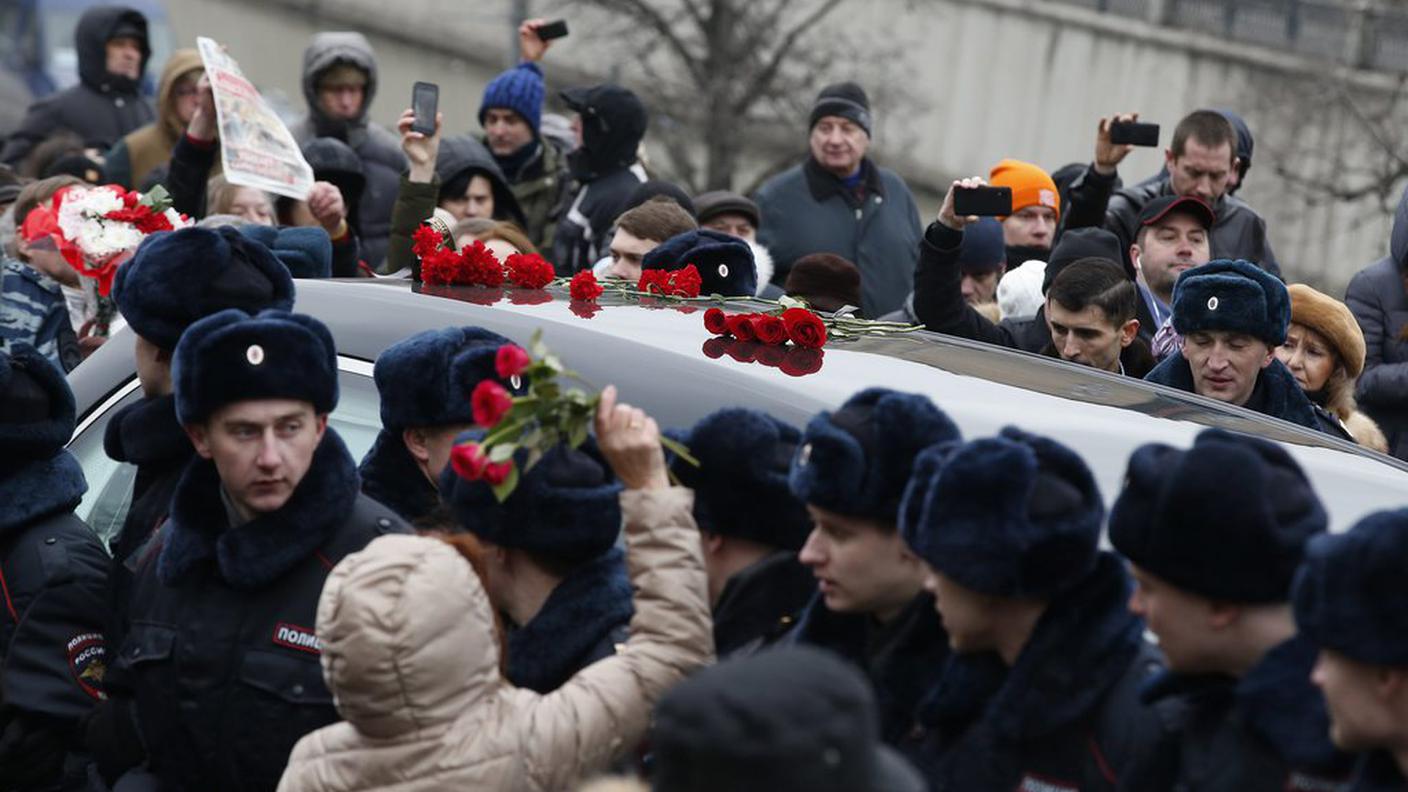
left=67, top=632, right=107, bottom=700
left=272, top=622, right=323, bottom=655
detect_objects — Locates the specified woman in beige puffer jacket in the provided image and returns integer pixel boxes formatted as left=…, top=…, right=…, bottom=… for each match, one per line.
left=276, top=388, right=714, bottom=792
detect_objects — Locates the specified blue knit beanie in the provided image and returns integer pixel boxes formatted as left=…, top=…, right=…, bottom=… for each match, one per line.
left=479, top=62, right=544, bottom=137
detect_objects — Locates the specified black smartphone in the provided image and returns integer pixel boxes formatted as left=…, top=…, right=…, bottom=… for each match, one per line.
left=536, top=19, right=569, bottom=41
left=1109, top=120, right=1160, bottom=147
left=411, top=81, right=438, bottom=136
left=953, top=186, right=1013, bottom=217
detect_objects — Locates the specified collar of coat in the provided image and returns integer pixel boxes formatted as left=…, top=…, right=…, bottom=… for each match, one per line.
left=1351, top=751, right=1408, bottom=791
left=1041, top=336, right=1157, bottom=379
left=506, top=546, right=634, bottom=693
left=158, top=428, right=359, bottom=590
left=919, top=552, right=1146, bottom=741
left=1144, top=354, right=1320, bottom=431
left=804, top=156, right=885, bottom=206
left=104, top=394, right=192, bottom=469
left=713, top=549, right=816, bottom=655
left=357, top=428, right=440, bottom=526
left=0, top=451, right=86, bottom=535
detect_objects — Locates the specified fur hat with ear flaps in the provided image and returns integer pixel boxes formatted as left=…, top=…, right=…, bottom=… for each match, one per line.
left=0, top=343, right=76, bottom=467
left=642, top=228, right=758, bottom=297
left=373, top=326, right=522, bottom=431
left=789, top=388, right=960, bottom=524
left=172, top=309, right=339, bottom=425
left=1294, top=508, right=1408, bottom=666
left=1171, top=259, right=1290, bottom=346
left=900, top=426, right=1104, bottom=598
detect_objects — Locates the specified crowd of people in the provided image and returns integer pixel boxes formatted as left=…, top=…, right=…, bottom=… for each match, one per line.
left=3, top=4, right=1408, bottom=792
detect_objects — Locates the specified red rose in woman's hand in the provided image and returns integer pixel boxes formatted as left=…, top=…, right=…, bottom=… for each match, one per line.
left=703, top=308, right=729, bottom=335
left=483, top=460, right=514, bottom=486
left=780, top=347, right=825, bottom=376
left=570, top=270, right=604, bottom=301
left=750, top=314, right=788, bottom=345
left=471, top=380, right=514, bottom=427
left=725, top=313, right=757, bottom=342
left=495, top=344, right=531, bottom=379
left=450, top=442, right=488, bottom=480
left=782, top=307, right=828, bottom=348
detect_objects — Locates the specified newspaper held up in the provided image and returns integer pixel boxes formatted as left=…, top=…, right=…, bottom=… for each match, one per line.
left=197, top=36, right=313, bottom=201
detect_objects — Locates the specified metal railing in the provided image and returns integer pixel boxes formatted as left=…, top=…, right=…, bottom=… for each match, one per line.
left=1047, top=0, right=1408, bottom=72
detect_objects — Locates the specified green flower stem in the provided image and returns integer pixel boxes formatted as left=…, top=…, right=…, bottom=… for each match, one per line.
left=481, top=415, right=532, bottom=448
left=660, top=435, right=700, bottom=467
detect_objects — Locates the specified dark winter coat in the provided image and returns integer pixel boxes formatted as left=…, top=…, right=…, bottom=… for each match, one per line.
left=712, top=550, right=816, bottom=658
left=1145, top=354, right=1349, bottom=438
left=756, top=157, right=922, bottom=318
left=1121, top=635, right=1355, bottom=792
left=0, top=5, right=155, bottom=165
left=505, top=547, right=633, bottom=694
left=0, top=451, right=109, bottom=790
left=1346, top=186, right=1408, bottom=461
left=1349, top=752, right=1408, bottom=791
left=910, top=553, right=1170, bottom=792
left=289, top=33, right=405, bottom=269
left=552, top=162, right=647, bottom=276
left=786, top=591, right=950, bottom=746
left=93, top=429, right=408, bottom=792
left=489, top=135, right=573, bottom=252
left=165, top=132, right=218, bottom=219
left=356, top=429, right=440, bottom=526
left=1063, top=165, right=1280, bottom=277
left=914, top=222, right=1156, bottom=376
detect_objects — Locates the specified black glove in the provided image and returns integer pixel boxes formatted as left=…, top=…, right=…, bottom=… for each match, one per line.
left=0, top=707, right=68, bottom=791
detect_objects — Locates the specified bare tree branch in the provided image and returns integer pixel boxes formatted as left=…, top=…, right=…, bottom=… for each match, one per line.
left=587, top=0, right=708, bottom=86
left=732, top=0, right=847, bottom=118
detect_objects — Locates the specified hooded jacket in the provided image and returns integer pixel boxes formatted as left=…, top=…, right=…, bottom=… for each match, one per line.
left=275, top=488, right=713, bottom=792
left=435, top=135, right=527, bottom=229
left=1, top=5, right=156, bottom=165
left=757, top=157, right=922, bottom=318
left=106, top=48, right=209, bottom=189
left=1346, top=185, right=1408, bottom=461
left=289, top=33, right=405, bottom=269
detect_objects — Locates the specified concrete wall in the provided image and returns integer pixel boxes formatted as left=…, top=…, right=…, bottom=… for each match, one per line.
left=169, top=0, right=1404, bottom=292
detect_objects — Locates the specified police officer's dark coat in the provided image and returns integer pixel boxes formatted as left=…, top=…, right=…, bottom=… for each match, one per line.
left=1348, top=751, right=1408, bottom=791
left=0, top=449, right=110, bottom=787
left=100, top=429, right=406, bottom=792
left=1121, top=635, right=1355, bottom=792
left=909, top=553, right=1170, bottom=792
left=356, top=429, right=439, bottom=527
left=712, top=549, right=815, bottom=658
left=504, top=547, right=633, bottom=694
left=786, top=590, right=951, bottom=746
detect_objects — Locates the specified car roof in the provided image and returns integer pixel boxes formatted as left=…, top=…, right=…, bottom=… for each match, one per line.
left=69, top=278, right=1408, bottom=530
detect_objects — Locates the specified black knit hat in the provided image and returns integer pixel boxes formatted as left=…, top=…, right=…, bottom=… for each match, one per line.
left=1110, top=429, right=1326, bottom=603
left=809, top=82, right=872, bottom=137
left=1041, top=227, right=1124, bottom=293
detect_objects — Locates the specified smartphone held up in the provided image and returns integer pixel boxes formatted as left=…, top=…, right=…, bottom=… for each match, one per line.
left=411, top=81, right=438, bottom=136
left=953, top=186, right=1013, bottom=217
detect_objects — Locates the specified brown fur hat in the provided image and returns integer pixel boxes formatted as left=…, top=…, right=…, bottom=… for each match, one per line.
left=1288, top=284, right=1366, bottom=379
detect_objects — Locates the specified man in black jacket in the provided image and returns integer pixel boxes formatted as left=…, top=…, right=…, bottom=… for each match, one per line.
left=1062, top=110, right=1279, bottom=276
left=0, top=345, right=110, bottom=790
left=899, top=426, right=1168, bottom=791
left=1111, top=429, right=1355, bottom=791
left=91, top=309, right=407, bottom=792
left=670, top=408, right=816, bottom=657
left=2, top=5, right=154, bottom=165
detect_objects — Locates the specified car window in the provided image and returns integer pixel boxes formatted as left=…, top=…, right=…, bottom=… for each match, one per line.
left=67, top=361, right=383, bottom=551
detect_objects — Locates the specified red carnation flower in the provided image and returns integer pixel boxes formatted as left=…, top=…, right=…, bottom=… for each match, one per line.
left=782, top=307, right=828, bottom=349
left=506, top=252, right=555, bottom=289
left=495, top=344, right=531, bottom=379
left=703, top=308, right=729, bottom=335
left=725, top=313, right=757, bottom=342
left=751, top=314, right=788, bottom=345
left=669, top=264, right=702, bottom=298
left=570, top=270, right=604, bottom=301
left=471, top=380, right=514, bottom=427
left=637, top=268, right=672, bottom=295
left=450, top=442, right=488, bottom=481
left=420, top=248, right=460, bottom=285
left=412, top=225, right=442, bottom=258
left=483, top=460, right=514, bottom=486
left=463, top=240, right=505, bottom=287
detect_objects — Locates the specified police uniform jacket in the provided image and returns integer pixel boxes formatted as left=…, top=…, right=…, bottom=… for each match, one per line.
left=101, top=429, right=406, bottom=792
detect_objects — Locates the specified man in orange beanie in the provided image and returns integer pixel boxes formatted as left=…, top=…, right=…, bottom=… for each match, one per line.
left=989, top=159, right=1060, bottom=264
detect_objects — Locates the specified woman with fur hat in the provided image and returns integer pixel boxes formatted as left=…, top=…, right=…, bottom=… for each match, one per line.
left=1277, top=284, right=1388, bottom=452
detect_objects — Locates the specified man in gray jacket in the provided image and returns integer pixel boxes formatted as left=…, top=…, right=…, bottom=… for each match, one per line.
left=1062, top=109, right=1279, bottom=277
left=754, top=82, right=922, bottom=318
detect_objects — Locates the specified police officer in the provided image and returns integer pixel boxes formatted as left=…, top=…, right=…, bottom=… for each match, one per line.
left=669, top=408, right=815, bottom=656
left=898, top=426, right=1168, bottom=791
left=359, top=326, right=521, bottom=525
left=0, top=345, right=109, bottom=790
left=106, top=227, right=295, bottom=617
left=1293, top=509, right=1408, bottom=789
left=91, top=309, right=407, bottom=792
left=785, top=387, right=960, bottom=746
left=1110, top=429, right=1354, bottom=790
